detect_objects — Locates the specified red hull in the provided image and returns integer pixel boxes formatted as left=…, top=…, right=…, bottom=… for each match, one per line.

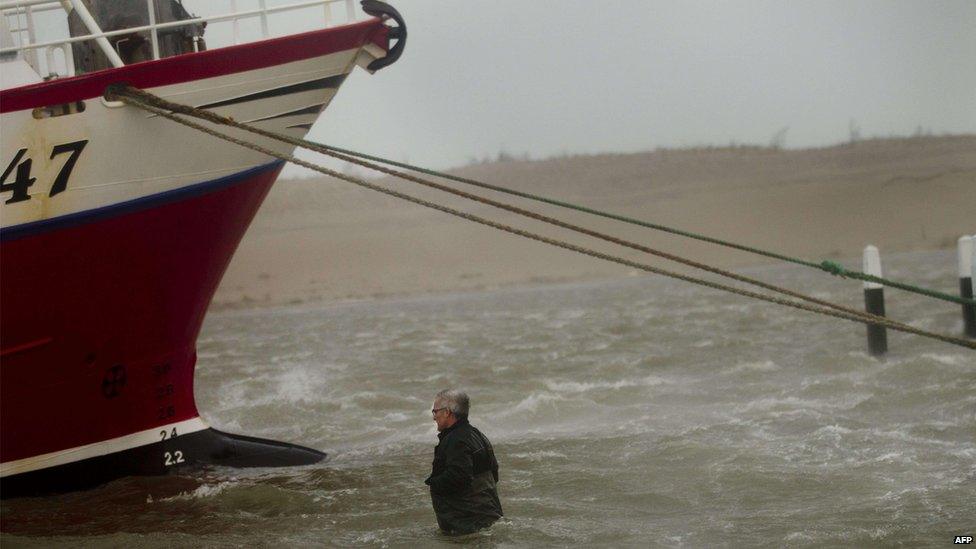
left=0, top=1, right=404, bottom=495
left=1, top=162, right=281, bottom=463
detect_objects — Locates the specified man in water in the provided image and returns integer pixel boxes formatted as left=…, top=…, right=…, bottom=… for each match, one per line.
left=425, top=389, right=503, bottom=535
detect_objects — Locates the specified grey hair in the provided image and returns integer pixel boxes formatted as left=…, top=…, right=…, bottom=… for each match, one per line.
left=435, top=389, right=470, bottom=420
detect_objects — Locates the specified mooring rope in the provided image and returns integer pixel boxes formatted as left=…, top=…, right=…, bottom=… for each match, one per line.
left=106, top=85, right=923, bottom=328
left=111, top=87, right=973, bottom=308
left=109, top=85, right=976, bottom=312
left=310, top=151, right=976, bottom=307
left=313, top=148, right=975, bottom=307
left=105, top=85, right=976, bottom=351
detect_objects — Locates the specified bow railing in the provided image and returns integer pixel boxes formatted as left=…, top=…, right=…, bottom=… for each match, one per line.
left=1, top=0, right=358, bottom=78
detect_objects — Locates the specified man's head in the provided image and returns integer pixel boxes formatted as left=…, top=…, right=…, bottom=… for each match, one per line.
left=432, top=389, right=469, bottom=431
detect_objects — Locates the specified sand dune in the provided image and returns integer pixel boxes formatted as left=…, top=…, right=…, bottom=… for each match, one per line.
left=213, top=135, right=976, bottom=309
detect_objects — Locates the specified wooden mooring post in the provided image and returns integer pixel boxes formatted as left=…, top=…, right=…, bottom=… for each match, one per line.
left=862, top=245, right=887, bottom=356
left=960, top=235, right=976, bottom=338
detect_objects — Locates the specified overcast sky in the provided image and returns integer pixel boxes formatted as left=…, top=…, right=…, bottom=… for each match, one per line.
left=286, top=0, right=976, bottom=174
left=195, top=1, right=975, bottom=175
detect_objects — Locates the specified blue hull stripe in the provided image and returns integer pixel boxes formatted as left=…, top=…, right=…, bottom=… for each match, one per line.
left=0, top=160, right=285, bottom=243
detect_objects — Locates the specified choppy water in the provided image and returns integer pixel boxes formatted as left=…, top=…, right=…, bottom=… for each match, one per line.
left=3, top=249, right=974, bottom=547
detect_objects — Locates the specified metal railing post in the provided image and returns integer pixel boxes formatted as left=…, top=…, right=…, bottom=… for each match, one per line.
left=44, top=45, right=55, bottom=76
left=24, top=4, right=38, bottom=71
left=231, top=0, right=240, bottom=44
left=2, top=0, right=337, bottom=59
left=62, top=41, right=74, bottom=75
left=258, top=0, right=269, bottom=37
left=146, top=0, right=159, bottom=60
left=6, top=9, right=24, bottom=45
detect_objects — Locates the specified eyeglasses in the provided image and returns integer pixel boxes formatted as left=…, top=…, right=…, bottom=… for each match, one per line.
left=431, top=407, right=448, bottom=416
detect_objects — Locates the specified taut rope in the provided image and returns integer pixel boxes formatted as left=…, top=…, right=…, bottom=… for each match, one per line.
left=105, top=85, right=976, bottom=351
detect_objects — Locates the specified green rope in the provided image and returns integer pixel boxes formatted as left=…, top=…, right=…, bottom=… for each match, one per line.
left=819, top=260, right=846, bottom=276
left=299, top=142, right=975, bottom=308
left=817, top=260, right=974, bottom=305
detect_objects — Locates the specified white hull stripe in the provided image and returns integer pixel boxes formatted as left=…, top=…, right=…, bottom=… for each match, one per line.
left=0, top=417, right=209, bottom=478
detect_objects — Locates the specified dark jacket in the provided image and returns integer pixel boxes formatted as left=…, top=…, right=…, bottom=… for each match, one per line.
left=425, top=419, right=503, bottom=534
